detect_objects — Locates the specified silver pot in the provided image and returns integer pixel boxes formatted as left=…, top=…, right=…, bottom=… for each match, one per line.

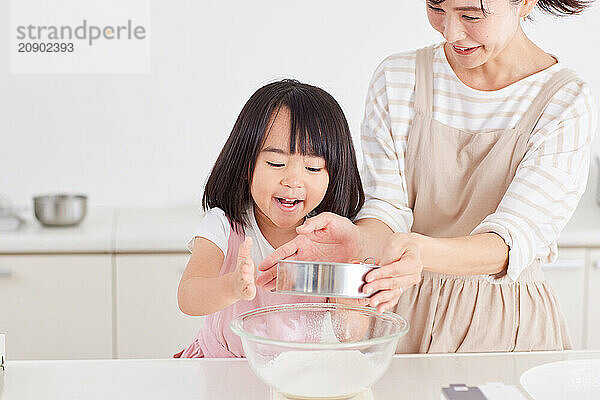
left=275, top=259, right=379, bottom=298
left=33, top=194, right=87, bottom=227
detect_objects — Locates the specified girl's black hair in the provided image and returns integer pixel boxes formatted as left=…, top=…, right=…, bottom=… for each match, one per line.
left=427, top=0, right=594, bottom=16
left=202, top=79, right=364, bottom=232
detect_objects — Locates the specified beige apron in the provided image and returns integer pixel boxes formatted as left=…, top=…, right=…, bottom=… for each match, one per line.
left=395, top=45, right=574, bottom=353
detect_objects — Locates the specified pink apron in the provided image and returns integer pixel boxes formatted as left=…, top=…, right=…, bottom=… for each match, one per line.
left=176, top=222, right=326, bottom=358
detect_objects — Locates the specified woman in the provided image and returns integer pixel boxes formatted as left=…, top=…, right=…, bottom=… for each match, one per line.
left=257, top=0, right=598, bottom=352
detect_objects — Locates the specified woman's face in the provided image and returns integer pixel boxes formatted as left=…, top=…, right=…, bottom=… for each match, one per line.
left=426, top=0, right=523, bottom=69
left=250, top=107, right=329, bottom=230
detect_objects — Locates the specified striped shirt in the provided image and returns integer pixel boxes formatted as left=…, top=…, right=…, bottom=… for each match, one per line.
left=356, top=43, right=598, bottom=282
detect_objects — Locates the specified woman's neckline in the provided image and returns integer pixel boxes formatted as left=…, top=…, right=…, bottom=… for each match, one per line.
left=437, top=42, right=560, bottom=95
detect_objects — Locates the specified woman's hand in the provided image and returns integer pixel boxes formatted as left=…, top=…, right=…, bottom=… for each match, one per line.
left=231, top=237, right=257, bottom=301
left=256, top=212, right=361, bottom=290
left=361, top=232, right=423, bottom=313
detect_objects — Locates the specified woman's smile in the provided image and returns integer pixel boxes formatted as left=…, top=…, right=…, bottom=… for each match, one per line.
left=451, top=44, right=481, bottom=55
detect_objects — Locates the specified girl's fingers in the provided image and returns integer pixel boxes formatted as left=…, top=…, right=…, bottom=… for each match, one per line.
left=237, top=265, right=257, bottom=300
left=238, top=237, right=253, bottom=261
left=241, top=281, right=256, bottom=300
left=240, top=262, right=254, bottom=275
left=242, top=274, right=254, bottom=285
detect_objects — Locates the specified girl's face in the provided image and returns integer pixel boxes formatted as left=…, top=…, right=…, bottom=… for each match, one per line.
left=251, top=107, right=330, bottom=230
left=426, top=0, right=522, bottom=70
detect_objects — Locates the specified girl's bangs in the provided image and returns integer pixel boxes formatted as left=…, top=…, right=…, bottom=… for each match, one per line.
left=283, top=97, right=329, bottom=159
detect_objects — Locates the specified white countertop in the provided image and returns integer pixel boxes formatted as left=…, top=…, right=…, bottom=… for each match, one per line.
left=0, top=206, right=203, bottom=254
left=0, top=208, right=115, bottom=253
left=113, top=206, right=203, bottom=253
left=0, top=202, right=598, bottom=254
left=1, top=351, right=599, bottom=399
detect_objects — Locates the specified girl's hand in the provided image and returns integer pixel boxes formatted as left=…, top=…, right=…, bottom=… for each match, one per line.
left=257, top=212, right=361, bottom=290
left=361, top=233, right=423, bottom=313
left=232, top=237, right=257, bottom=301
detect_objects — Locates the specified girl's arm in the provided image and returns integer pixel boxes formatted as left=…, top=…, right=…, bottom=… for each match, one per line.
left=178, top=237, right=255, bottom=316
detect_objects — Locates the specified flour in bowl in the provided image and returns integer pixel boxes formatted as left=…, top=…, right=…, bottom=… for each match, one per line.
left=261, top=350, right=375, bottom=399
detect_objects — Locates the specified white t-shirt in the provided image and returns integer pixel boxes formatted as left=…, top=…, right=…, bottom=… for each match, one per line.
left=186, top=205, right=275, bottom=268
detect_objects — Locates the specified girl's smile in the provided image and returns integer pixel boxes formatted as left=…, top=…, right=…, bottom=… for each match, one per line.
left=274, top=197, right=304, bottom=212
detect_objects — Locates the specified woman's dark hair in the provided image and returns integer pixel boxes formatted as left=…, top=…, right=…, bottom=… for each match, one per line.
left=427, top=0, right=594, bottom=16
left=202, top=79, right=364, bottom=232
left=517, top=0, right=594, bottom=15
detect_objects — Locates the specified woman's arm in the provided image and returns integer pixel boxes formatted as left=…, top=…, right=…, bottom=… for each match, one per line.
left=356, top=217, right=508, bottom=277
left=355, top=217, right=394, bottom=261
left=467, top=82, right=597, bottom=281
left=413, top=232, right=508, bottom=275
left=178, top=237, right=255, bottom=316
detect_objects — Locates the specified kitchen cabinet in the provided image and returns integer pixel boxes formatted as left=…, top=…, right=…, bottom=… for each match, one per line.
left=587, top=249, right=600, bottom=349
left=115, top=254, right=203, bottom=358
left=0, top=255, right=112, bottom=360
left=542, top=248, right=587, bottom=349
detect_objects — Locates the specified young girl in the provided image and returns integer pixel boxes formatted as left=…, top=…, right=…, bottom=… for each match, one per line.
left=176, top=79, right=364, bottom=358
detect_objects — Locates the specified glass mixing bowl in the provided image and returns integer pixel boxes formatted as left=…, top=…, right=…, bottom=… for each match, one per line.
left=230, top=303, right=409, bottom=399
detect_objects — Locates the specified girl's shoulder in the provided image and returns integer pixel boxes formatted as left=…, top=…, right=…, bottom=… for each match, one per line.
left=201, top=207, right=230, bottom=230
left=186, top=207, right=233, bottom=255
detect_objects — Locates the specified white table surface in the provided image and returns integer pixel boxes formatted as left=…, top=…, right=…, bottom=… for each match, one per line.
left=1, top=351, right=599, bottom=400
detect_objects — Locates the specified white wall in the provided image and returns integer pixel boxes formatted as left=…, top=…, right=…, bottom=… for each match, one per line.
left=1, top=0, right=599, bottom=208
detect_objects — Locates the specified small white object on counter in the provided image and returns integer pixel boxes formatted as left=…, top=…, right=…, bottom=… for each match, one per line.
left=520, top=359, right=600, bottom=400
